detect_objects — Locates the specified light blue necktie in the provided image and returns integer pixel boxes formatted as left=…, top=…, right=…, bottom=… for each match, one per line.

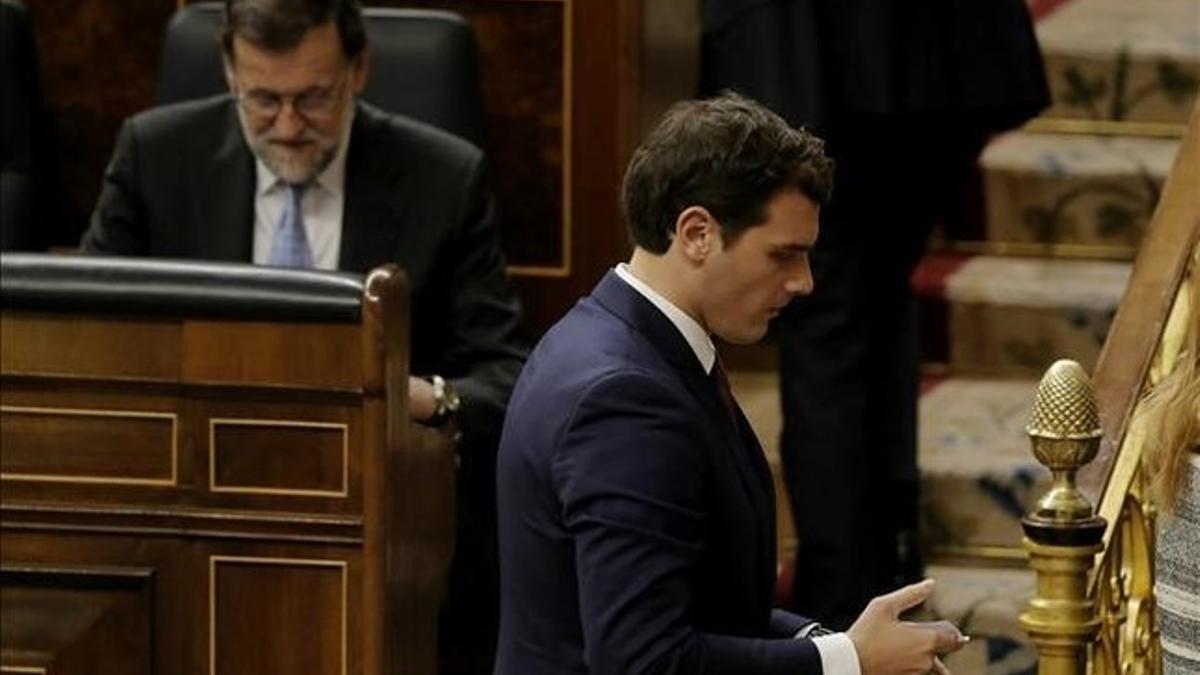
left=267, top=183, right=313, bottom=268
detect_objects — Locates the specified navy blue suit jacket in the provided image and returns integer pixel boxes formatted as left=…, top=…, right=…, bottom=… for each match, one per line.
left=496, top=271, right=823, bottom=674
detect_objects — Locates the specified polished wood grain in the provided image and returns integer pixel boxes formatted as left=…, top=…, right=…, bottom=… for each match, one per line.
left=1, top=316, right=182, bottom=380
left=395, top=0, right=567, bottom=271
left=1081, top=103, right=1200, bottom=500
left=1, top=565, right=153, bottom=675
left=1, top=406, right=176, bottom=485
left=210, top=419, right=348, bottom=496
left=26, top=0, right=175, bottom=245
left=1, top=266, right=455, bottom=674
left=211, top=556, right=347, bottom=675
left=181, top=322, right=363, bottom=390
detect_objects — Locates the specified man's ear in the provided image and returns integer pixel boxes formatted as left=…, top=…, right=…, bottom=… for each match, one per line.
left=223, top=57, right=237, bottom=93
left=351, top=50, right=370, bottom=95
left=674, top=206, right=718, bottom=263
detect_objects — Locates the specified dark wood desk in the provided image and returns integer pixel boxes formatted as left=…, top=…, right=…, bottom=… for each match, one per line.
left=1, top=258, right=455, bottom=675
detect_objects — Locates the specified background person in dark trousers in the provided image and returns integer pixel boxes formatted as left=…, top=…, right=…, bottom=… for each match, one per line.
left=81, top=0, right=527, bottom=670
left=699, top=0, right=1050, bottom=629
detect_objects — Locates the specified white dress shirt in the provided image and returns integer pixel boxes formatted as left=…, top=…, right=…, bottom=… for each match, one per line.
left=613, top=263, right=862, bottom=675
left=252, top=110, right=355, bottom=270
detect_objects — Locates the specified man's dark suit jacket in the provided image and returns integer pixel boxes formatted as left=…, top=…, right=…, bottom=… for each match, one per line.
left=82, top=95, right=528, bottom=672
left=82, top=94, right=526, bottom=454
left=495, top=271, right=822, bottom=675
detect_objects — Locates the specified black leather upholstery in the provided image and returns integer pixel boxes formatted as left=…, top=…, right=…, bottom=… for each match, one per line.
left=1, top=253, right=366, bottom=322
left=1, top=0, right=44, bottom=250
left=154, top=3, right=486, bottom=146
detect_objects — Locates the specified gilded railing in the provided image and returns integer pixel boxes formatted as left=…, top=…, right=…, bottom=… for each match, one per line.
left=1019, top=100, right=1198, bottom=675
left=1092, top=465, right=1159, bottom=675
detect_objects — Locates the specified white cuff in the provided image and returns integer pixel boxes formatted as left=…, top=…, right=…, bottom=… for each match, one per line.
left=812, top=633, right=861, bottom=675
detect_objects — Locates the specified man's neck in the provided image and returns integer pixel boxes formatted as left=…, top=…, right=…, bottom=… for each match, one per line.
left=627, top=247, right=706, bottom=330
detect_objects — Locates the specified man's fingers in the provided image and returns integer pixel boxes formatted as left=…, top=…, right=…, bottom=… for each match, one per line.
left=874, top=579, right=935, bottom=616
left=932, top=656, right=951, bottom=675
left=923, top=620, right=967, bottom=654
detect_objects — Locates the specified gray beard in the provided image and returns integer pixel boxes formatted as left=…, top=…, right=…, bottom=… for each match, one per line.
left=236, top=99, right=353, bottom=184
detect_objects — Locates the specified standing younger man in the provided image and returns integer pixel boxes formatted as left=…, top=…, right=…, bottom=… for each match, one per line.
left=495, top=94, right=964, bottom=674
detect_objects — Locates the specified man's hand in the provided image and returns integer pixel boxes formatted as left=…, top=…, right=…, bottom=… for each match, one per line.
left=847, top=580, right=966, bottom=675
left=409, top=376, right=436, bottom=422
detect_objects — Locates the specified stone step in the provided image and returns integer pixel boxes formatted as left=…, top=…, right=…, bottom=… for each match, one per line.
left=1035, top=0, right=1200, bottom=126
left=927, top=564, right=1037, bottom=675
left=730, top=368, right=1051, bottom=558
left=918, top=377, right=1047, bottom=554
left=978, top=131, right=1178, bottom=255
left=917, top=254, right=1130, bottom=374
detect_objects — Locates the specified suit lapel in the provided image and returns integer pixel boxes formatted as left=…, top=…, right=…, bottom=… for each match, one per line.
left=339, top=103, right=408, bottom=273
left=732, top=405, right=778, bottom=607
left=199, top=99, right=254, bottom=262
left=591, top=272, right=776, bottom=601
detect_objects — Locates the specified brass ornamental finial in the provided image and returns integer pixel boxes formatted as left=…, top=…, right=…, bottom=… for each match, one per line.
left=1026, top=359, right=1103, bottom=524
left=1019, top=360, right=1106, bottom=675
left=1027, top=359, right=1102, bottom=441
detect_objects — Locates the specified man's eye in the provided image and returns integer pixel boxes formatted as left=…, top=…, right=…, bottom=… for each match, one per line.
left=770, top=250, right=796, bottom=262
left=297, top=90, right=327, bottom=105
left=247, top=91, right=278, bottom=107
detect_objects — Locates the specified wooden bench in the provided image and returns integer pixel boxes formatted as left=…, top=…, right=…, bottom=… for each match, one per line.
left=1, top=254, right=456, bottom=675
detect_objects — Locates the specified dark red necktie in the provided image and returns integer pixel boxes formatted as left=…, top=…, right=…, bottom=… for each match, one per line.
left=710, top=355, right=739, bottom=424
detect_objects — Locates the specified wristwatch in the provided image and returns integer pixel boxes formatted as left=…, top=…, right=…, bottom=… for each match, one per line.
left=427, top=374, right=461, bottom=427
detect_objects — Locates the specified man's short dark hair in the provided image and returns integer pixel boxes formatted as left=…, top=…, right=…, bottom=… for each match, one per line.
left=222, top=0, right=367, bottom=60
left=622, top=92, right=834, bottom=254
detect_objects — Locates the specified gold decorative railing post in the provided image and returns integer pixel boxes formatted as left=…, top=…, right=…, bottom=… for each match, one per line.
left=1020, top=360, right=1107, bottom=675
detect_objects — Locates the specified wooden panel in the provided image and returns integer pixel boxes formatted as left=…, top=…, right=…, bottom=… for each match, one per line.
left=397, top=0, right=567, bottom=273
left=210, top=556, right=346, bottom=675
left=523, top=0, right=640, bottom=330
left=210, top=419, right=347, bottom=497
left=0, top=566, right=152, bottom=675
left=1, top=406, right=176, bottom=486
left=182, top=322, right=362, bottom=389
left=0, top=386, right=192, bottom=505
left=196, top=397, right=361, bottom=513
left=1082, top=103, right=1200, bottom=500
left=28, top=0, right=175, bottom=244
left=1, top=315, right=182, bottom=380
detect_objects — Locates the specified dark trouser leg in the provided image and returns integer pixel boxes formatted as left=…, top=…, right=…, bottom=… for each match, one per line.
left=438, top=444, right=499, bottom=675
left=780, top=115, right=986, bottom=628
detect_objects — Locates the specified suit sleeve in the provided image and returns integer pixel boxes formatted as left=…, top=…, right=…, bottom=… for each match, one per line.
left=441, top=155, right=529, bottom=454
left=552, top=371, right=822, bottom=675
left=80, top=118, right=151, bottom=255
left=769, top=609, right=823, bottom=638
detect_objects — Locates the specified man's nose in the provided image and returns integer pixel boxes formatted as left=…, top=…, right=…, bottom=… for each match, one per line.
left=785, top=264, right=814, bottom=296
left=272, top=101, right=306, bottom=137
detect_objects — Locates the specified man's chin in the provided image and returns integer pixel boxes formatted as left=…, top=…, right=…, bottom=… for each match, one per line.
left=716, top=324, right=769, bottom=346
left=262, top=155, right=322, bottom=185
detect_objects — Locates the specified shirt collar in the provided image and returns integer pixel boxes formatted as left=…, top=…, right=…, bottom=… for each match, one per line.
left=614, top=263, right=716, bottom=374
left=254, top=104, right=355, bottom=198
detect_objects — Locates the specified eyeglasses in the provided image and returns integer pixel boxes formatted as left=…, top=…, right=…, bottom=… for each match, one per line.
left=234, top=71, right=349, bottom=121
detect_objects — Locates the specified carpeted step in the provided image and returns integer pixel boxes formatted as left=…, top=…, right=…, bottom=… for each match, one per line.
left=918, top=377, right=1047, bottom=555
left=923, top=255, right=1130, bottom=375
left=731, top=369, right=1053, bottom=562
left=927, top=564, right=1037, bottom=675
left=1035, top=0, right=1200, bottom=127
left=978, top=131, right=1178, bottom=255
